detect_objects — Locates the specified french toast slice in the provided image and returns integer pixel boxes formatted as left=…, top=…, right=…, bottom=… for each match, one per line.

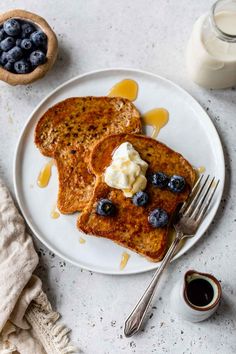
left=35, top=97, right=142, bottom=212
left=78, top=134, right=196, bottom=262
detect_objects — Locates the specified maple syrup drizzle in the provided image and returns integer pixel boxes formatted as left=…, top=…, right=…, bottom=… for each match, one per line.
left=50, top=204, right=60, bottom=219
left=79, top=237, right=86, bottom=244
left=108, top=79, right=138, bottom=101
left=211, top=179, right=217, bottom=188
left=197, top=166, right=206, bottom=174
left=120, top=252, right=130, bottom=270
left=168, top=227, right=176, bottom=247
left=168, top=227, right=185, bottom=252
left=37, top=160, right=54, bottom=188
left=142, top=108, right=169, bottom=139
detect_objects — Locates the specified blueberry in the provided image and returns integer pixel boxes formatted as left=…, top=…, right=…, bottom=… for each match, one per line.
left=14, top=59, right=31, bottom=74
left=16, top=38, right=22, bottom=47
left=0, top=28, right=5, bottom=41
left=148, top=208, right=169, bottom=228
left=96, top=199, right=116, bottom=216
left=29, top=50, right=46, bottom=66
left=40, top=46, right=47, bottom=55
left=149, top=172, right=169, bottom=188
left=0, top=37, right=15, bottom=51
left=0, top=52, right=8, bottom=65
left=30, top=31, right=47, bottom=47
left=4, top=61, right=14, bottom=72
left=132, top=191, right=149, bottom=206
left=21, top=38, right=33, bottom=50
left=3, top=19, right=21, bottom=36
left=6, top=46, right=23, bottom=63
left=21, top=23, right=35, bottom=38
left=168, top=175, right=186, bottom=193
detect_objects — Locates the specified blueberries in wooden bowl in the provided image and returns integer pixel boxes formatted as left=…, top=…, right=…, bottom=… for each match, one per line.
left=0, top=9, right=58, bottom=85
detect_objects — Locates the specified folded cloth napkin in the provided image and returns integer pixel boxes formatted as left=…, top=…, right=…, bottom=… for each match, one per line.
left=0, top=178, right=77, bottom=354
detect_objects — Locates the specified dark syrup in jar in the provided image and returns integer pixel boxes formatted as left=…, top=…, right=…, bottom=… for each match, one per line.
left=186, top=278, right=214, bottom=307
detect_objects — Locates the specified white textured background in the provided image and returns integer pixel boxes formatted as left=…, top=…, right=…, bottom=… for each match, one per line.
left=0, top=1, right=235, bottom=353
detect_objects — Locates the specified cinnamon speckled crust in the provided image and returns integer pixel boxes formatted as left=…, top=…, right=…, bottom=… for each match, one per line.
left=0, top=9, right=58, bottom=85
left=78, top=134, right=196, bottom=262
left=35, top=97, right=142, bottom=213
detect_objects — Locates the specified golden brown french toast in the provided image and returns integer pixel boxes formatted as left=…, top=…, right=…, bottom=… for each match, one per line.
left=35, top=97, right=142, bottom=212
left=78, top=134, right=196, bottom=262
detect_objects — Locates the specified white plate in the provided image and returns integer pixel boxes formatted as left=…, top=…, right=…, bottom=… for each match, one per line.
left=14, top=68, right=225, bottom=275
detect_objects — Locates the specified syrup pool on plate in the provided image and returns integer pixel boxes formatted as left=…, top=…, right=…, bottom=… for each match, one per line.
left=197, top=166, right=206, bottom=174
left=120, top=252, right=130, bottom=270
left=37, top=160, right=54, bottom=188
left=108, top=79, right=138, bottom=101
left=107, top=79, right=169, bottom=138
left=50, top=203, right=60, bottom=219
left=142, top=108, right=169, bottom=139
left=168, top=227, right=186, bottom=253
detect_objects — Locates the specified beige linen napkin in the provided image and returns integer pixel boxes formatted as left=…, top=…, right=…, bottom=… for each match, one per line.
left=0, top=178, right=77, bottom=354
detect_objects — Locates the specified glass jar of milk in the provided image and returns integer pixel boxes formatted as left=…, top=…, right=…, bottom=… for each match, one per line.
left=186, top=0, right=236, bottom=89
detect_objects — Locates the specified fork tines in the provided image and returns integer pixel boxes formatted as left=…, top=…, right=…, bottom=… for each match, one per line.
left=180, top=174, right=220, bottom=222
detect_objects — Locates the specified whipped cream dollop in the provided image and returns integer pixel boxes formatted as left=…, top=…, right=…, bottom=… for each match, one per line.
left=104, top=142, right=148, bottom=197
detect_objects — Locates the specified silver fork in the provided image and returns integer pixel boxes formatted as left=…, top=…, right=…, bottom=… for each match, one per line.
left=124, top=174, right=220, bottom=337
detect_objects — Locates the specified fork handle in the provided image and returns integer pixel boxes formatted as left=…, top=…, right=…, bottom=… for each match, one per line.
left=124, top=231, right=184, bottom=337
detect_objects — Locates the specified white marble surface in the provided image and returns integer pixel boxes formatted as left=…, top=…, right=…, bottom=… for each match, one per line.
left=0, top=1, right=235, bottom=353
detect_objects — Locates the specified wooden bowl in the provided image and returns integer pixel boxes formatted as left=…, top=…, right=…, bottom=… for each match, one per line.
left=0, top=9, right=58, bottom=85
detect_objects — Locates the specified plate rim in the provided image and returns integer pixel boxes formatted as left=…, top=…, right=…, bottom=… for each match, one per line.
left=13, top=67, right=225, bottom=275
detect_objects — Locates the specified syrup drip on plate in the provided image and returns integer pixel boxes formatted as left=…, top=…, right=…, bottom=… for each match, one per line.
left=108, top=79, right=138, bottom=101
left=168, top=227, right=185, bottom=252
left=120, top=252, right=130, bottom=270
left=211, top=179, right=217, bottom=188
left=197, top=166, right=206, bottom=174
left=51, top=204, right=60, bottom=219
left=142, top=108, right=169, bottom=139
left=37, top=160, right=54, bottom=188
